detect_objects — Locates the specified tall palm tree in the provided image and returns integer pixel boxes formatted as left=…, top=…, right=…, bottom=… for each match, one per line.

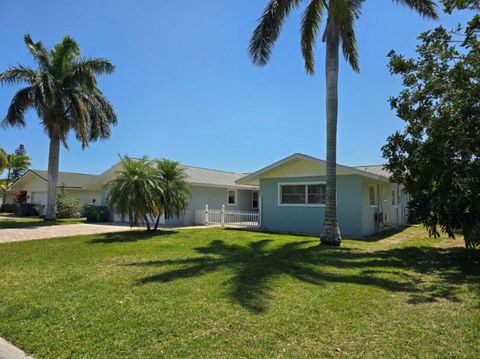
left=249, top=0, right=437, bottom=246
left=0, top=34, right=117, bottom=220
left=153, top=159, right=190, bottom=231
left=107, top=156, right=161, bottom=230
left=0, top=147, right=31, bottom=206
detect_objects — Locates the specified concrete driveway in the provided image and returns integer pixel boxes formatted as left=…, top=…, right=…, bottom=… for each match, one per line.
left=0, top=223, right=136, bottom=244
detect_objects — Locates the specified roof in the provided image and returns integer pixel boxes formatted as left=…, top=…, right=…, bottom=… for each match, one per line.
left=81, top=161, right=258, bottom=191
left=353, top=165, right=391, bottom=179
left=8, top=170, right=97, bottom=191
left=237, top=153, right=392, bottom=186
left=182, top=165, right=255, bottom=189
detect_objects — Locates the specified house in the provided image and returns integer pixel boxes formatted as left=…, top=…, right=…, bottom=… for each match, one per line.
left=236, top=153, right=408, bottom=237
left=5, top=170, right=100, bottom=213
left=6, top=162, right=259, bottom=226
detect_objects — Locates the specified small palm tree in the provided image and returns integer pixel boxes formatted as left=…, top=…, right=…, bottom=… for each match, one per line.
left=107, top=156, right=160, bottom=230
left=0, top=147, right=31, bottom=205
left=153, top=159, right=190, bottom=230
left=249, top=0, right=437, bottom=246
left=0, top=34, right=117, bottom=220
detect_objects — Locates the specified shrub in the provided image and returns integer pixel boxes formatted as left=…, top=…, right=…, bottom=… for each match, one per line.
left=56, top=185, right=82, bottom=218
left=16, top=203, right=39, bottom=216
left=0, top=203, right=17, bottom=213
left=84, top=205, right=109, bottom=223
left=465, top=224, right=480, bottom=249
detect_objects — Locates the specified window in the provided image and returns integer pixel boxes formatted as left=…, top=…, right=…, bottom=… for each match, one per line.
left=252, top=191, right=259, bottom=209
left=227, top=189, right=237, bottom=205
left=280, top=183, right=326, bottom=205
left=392, top=189, right=398, bottom=206
left=369, top=185, right=378, bottom=206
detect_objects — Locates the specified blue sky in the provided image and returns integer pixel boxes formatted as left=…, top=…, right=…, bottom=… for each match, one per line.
left=0, top=1, right=472, bottom=175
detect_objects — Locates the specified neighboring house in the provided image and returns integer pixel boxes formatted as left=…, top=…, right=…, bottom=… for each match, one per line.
left=81, top=161, right=258, bottom=225
left=236, top=153, right=409, bottom=237
left=6, top=170, right=100, bottom=214
left=6, top=163, right=259, bottom=225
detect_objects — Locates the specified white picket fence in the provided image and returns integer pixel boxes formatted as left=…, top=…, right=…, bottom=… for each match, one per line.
left=194, top=205, right=260, bottom=228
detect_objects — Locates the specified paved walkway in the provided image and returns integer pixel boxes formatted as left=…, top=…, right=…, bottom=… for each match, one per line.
left=0, top=223, right=136, bottom=244
left=0, top=337, right=32, bottom=359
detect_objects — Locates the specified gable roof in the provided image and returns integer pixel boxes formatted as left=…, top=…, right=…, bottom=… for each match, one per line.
left=81, top=161, right=257, bottom=191
left=8, top=170, right=97, bottom=191
left=236, top=153, right=392, bottom=186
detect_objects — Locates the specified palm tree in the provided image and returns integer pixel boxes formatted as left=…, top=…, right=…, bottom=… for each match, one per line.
left=153, top=159, right=190, bottom=230
left=249, top=0, right=437, bottom=246
left=0, top=147, right=31, bottom=206
left=107, top=156, right=161, bottom=230
left=0, top=147, right=7, bottom=173
left=0, top=34, right=117, bottom=220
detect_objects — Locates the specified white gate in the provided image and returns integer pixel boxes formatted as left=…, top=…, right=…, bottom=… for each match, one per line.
left=194, top=205, right=260, bottom=228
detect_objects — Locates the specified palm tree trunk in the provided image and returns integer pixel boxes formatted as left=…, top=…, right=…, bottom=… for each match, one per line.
left=320, top=32, right=341, bottom=246
left=45, top=136, right=60, bottom=220
left=2, top=168, right=10, bottom=206
left=144, top=215, right=151, bottom=231
left=153, top=215, right=161, bottom=231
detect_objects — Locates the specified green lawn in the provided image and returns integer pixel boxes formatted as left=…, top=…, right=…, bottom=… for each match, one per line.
left=0, top=216, right=86, bottom=229
left=0, top=226, right=478, bottom=358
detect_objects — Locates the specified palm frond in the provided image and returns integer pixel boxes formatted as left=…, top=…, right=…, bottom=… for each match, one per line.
left=2, top=87, right=36, bottom=128
left=0, top=65, right=37, bottom=85
left=51, top=36, right=81, bottom=74
left=393, top=0, right=438, bottom=19
left=249, top=0, right=303, bottom=66
left=301, top=0, right=326, bottom=75
left=23, top=34, right=51, bottom=69
left=324, top=0, right=363, bottom=73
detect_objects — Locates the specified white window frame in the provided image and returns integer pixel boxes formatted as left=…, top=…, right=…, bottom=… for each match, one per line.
left=392, top=189, right=398, bottom=207
left=227, top=189, right=237, bottom=205
left=278, top=182, right=326, bottom=207
left=369, top=184, right=378, bottom=207
left=252, top=191, right=259, bottom=210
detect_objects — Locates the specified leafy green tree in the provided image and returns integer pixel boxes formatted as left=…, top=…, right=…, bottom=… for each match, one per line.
left=0, top=34, right=117, bottom=220
left=0, top=147, right=31, bottom=206
left=382, top=2, right=480, bottom=247
left=11, top=144, right=29, bottom=182
left=249, top=0, right=437, bottom=246
left=153, top=159, right=190, bottom=230
left=56, top=183, right=82, bottom=218
left=107, top=156, right=161, bottom=230
left=0, top=147, right=7, bottom=172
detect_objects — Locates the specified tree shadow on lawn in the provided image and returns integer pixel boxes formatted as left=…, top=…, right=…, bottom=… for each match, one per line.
left=128, top=237, right=480, bottom=313
left=89, top=230, right=179, bottom=244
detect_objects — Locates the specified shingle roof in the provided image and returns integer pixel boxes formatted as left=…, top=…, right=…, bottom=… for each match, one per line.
left=183, top=166, right=256, bottom=189
left=30, top=170, right=97, bottom=188
left=353, top=165, right=391, bottom=179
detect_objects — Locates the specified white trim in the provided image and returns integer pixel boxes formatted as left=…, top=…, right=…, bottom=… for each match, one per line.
left=277, top=182, right=326, bottom=207
left=227, top=188, right=237, bottom=205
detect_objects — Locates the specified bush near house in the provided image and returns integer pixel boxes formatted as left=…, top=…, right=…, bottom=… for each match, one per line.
left=56, top=185, right=82, bottom=218
left=84, top=205, right=109, bottom=223
left=0, top=203, right=17, bottom=213
left=16, top=203, right=39, bottom=217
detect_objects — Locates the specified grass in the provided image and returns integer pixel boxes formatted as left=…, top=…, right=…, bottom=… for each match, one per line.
left=0, top=215, right=86, bottom=229
left=0, top=226, right=478, bottom=358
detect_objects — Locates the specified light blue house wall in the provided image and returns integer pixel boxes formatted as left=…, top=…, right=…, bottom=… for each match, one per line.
left=259, top=175, right=406, bottom=237
left=260, top=175, right=364, bottom=237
